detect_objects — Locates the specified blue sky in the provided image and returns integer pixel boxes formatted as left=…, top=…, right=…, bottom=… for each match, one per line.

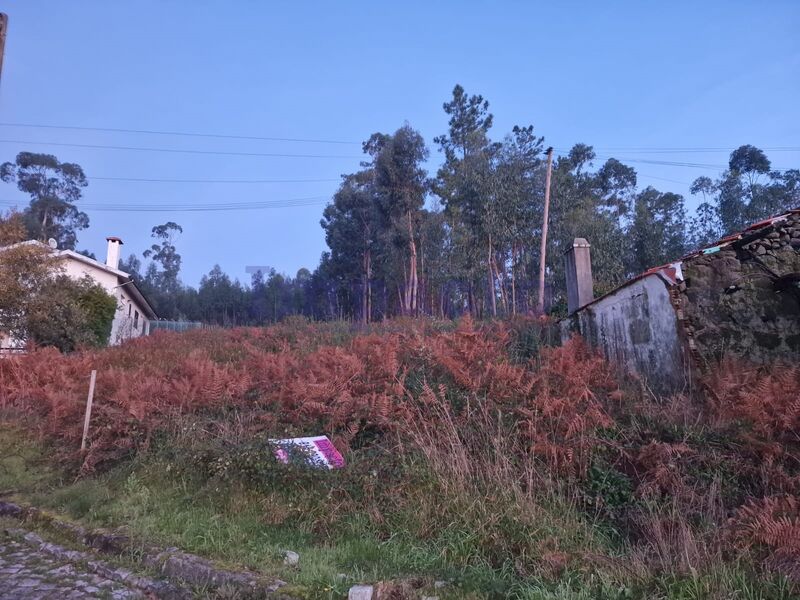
left=1, top=1, right=798, bottom=285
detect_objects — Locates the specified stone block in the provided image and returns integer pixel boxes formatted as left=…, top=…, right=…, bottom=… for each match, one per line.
left=349, top=584, right=374, bottom=600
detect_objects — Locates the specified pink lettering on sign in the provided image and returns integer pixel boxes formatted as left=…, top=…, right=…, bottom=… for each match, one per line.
left=275, top=447, right=290, bottom=464
left=314, top=438, right=345, bottom=468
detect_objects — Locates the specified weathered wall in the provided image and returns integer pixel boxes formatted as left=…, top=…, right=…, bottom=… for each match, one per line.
left=62, top=254, right=151, bottom=344
left=561, top=275, right=689, bottom=393
left=678, top=213, right=800, bottom=365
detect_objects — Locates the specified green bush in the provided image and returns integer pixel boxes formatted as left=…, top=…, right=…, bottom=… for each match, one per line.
left=26, top=275, right=117, bottom=351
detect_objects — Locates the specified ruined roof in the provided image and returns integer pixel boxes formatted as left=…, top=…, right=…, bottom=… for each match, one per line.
left=568, top=207, right=800, bottom=314
left=684, top=207, right=800, bottom=259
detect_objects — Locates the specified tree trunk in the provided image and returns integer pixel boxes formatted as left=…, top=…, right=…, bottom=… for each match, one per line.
left=487, top=236, right=497, bottom=317
left=468, top=281, right=475, bottom=318
left=362, top=248, right=371, bottom=324
left=401, top=261, right=409, bottom=316
left=511, top=242, right=517, bottom=316
left=492, top=252, right=508, bottom=315
left=40, top=209, right=49, bottom=241
left=406, top=210, right=419, bottom=316
left=382, top=281, right=387, bottom=321
left=419, top=236, right=426, bottom=316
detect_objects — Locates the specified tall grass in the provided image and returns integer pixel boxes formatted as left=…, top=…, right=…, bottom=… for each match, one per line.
left=0, top=317, right=798, bottom=597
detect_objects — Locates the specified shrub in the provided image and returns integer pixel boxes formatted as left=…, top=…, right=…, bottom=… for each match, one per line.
left=26, top=275, right=117, bottom=351
left=729, top=495, right=800, bottom=582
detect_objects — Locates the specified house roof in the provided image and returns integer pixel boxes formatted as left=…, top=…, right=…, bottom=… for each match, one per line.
left=0, top=240, right=158, bottom=320
left=568, top=207, right=800, bottom=314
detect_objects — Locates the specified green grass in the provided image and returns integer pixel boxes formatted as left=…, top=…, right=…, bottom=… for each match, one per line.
left=0, top=424, right=795, bottom=600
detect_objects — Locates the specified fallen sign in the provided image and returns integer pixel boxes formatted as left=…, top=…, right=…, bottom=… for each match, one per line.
left=269, top=436, right=345, bottom=469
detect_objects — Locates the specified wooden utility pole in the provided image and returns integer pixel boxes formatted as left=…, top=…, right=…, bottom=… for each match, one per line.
left=536, top=147, right=554, bottom=314
left=80, top=370, right=97, bottom=451
left=0, top=14, right=7, bottom=86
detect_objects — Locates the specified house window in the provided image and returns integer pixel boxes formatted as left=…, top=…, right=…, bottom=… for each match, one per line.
left=134, top=310, right=139, bottom=330
left=128, top=303, right=132, bottom=317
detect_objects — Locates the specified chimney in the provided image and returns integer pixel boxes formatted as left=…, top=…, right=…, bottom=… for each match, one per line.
left=106, top=236, right=123, bottom=270
left=564, top=238, right=594, bottom=314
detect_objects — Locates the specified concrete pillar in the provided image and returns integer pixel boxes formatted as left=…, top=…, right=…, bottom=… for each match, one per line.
left=105, top=236, right=123, bottom=270
left=564, top=238, right=593, bottom=314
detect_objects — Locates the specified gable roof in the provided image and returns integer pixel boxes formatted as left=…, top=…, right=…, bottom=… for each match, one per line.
left=59, top=249, right=158, bottom=320
left=0, top=240, right=158, bottom=320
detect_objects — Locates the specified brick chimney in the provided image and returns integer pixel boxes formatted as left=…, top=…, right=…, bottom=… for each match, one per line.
left=106, top=236, right=123, bottom=270
left=564, top=238, right=594, bottom=314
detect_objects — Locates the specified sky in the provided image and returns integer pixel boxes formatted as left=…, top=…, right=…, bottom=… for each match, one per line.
left=1, top=1, right=798, bottom=286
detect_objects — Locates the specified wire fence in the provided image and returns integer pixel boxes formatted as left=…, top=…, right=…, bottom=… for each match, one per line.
left=149, top=320, right=205, bottom=333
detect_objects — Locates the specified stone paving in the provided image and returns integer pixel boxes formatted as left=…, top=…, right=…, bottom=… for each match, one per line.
left=0, top=537, right=144, bottom=599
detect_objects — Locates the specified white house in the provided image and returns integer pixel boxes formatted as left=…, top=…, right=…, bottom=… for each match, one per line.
left=1, top=236, right=157, bottom=349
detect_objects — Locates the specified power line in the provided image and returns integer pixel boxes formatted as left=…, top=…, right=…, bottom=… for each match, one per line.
left=0, top=122, right=359, bottom=145
left=576, top=153, right=793, bottom=172
left=0, top=196, right=329, bottom=212
left=3, top=123, right=798, bottom=154
left=608, top=157, right=730, bottom=169
left=636, top=173, right=692, bottom=186
left=549, top=150, right=729, bottom=170
left=553, top=146, right=800, bottom=154
left=7, top=139, right=785, bottom=172
left=90, top=175, right=340, bottom=184
left=0, top=139, right=363, bottom=160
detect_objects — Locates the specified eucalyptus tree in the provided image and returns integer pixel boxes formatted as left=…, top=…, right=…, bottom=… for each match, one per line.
left=141, top=221, right=184, bottom=318
left=0, top=152, right=88, bottom=249
left=365, top=124, right=429, bottom=316
left=321, top=170, right=380, bottom=322
left=689, top=146, right=799, bottom=246
left=627, top=187, right=688, bottom=274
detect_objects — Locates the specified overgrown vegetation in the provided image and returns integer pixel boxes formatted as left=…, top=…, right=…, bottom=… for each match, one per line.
left=0, top=318, right=798, bottom=598
left=0, top=212, right=118, bottom=351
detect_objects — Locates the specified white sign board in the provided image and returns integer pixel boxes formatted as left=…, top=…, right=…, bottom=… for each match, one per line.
left=269, top=435, right=345, bottom=469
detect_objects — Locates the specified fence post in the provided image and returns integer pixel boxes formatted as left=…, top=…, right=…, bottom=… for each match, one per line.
left=80, top=370, right=97, bottom=451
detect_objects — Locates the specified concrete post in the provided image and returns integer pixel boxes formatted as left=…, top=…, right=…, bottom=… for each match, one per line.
left=564, top=238, right=593, bottom=314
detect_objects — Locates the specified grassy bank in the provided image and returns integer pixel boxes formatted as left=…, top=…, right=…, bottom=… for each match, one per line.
left=0, top=318, right=798, bottom=598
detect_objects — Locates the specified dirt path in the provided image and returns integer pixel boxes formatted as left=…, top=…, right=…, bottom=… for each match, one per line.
left=0, top=537, right=144, bottom=600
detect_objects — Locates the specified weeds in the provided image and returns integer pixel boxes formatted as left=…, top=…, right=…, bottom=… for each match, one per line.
left=0, top=317, right=798, bottom=597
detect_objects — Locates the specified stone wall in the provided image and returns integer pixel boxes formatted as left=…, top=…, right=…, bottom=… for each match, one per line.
left=678, top=212, right=800, bottom=366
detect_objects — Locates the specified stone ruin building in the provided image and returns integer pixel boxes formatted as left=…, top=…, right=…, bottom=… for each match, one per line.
left=560, top=208, right=800, bottom=393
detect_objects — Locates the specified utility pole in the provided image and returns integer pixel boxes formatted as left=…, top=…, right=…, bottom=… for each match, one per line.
left=0, top=13, right=7, bottom=86
left=536, top=147, right=554, bottom=314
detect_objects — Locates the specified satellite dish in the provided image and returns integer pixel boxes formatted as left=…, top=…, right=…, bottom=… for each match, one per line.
left=47, top=238, right=58, bottom=249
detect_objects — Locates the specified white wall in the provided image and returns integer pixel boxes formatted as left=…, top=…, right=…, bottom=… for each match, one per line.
left=560, top=274, right=691, bottom=393
left=62, top=257, right=150, bottom=345
left=110, top=289, right=151, bottom=344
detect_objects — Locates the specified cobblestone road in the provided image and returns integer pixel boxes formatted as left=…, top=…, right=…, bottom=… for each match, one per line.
left=0, top=538, right=144, bottom=599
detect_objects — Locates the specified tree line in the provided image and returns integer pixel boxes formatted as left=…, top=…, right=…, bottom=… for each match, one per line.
left=2, top=84, right=798, bottom=328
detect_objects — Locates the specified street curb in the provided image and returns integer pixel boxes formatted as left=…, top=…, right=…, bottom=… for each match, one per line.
left=3, top=526, right=186, bottom=599
left=0, top=500, right=293, bottom=598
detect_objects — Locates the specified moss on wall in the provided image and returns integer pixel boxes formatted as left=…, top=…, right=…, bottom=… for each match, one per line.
left=679, top=213, right=800, bottom=366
